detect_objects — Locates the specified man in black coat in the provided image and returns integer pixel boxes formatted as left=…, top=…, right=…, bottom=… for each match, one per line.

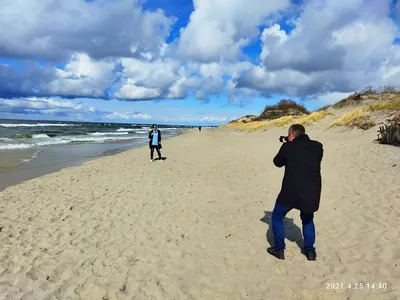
left=267, top=124, right=323, bottom=261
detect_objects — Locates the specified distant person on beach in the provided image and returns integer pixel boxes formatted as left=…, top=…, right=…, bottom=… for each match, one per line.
left=148, top=124, right=162, bottom=161
left=267, top=124, right=323, bottom=261
left=199, top=126, right=202, bottom=132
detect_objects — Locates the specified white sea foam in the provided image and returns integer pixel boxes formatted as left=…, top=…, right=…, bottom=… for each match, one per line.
left=0, top=143, right=32, bottom=150
left=0, top=135, right=141, bottom=150
left=117, top=128, right=148, bottom=134
left=32, top=134, right=50, bottom=138
left=88, top=132, right=129, bottom=136
left=0, top=123, right=73, bottom=128
left=117, top=128, right=134, bottom=132
left=19, top=150, right=39, bottom=164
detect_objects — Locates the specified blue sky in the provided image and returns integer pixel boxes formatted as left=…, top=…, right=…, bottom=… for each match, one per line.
left=1, top=0, right=400, bottom=125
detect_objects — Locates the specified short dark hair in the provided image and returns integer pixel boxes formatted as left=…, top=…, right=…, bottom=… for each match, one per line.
left=288, top=124, right=305, bottom=137
left=152, top=124, right=156, bottom=128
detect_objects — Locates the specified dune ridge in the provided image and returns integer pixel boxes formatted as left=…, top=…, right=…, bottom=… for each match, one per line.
left=223, top=88, right=400, bottom=146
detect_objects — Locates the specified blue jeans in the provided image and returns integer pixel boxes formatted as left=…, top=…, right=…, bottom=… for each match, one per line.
left=272, top=202, right=316, bottom=251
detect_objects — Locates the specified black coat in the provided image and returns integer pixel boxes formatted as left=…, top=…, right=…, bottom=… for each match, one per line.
left=273, top=134, right=323, bottom=213
left=148, top=129, right=162, bottom=149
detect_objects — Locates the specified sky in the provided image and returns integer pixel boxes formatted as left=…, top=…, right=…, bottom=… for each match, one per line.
left=1, top=0, right=400, bottom=126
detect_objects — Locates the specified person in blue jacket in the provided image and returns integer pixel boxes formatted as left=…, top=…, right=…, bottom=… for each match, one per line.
left=148, top=124, right=162, bottom=161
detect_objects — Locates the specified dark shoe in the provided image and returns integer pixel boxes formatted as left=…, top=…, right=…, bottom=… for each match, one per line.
left=303, top=250, right=317, bottom=261
left=267, top=247, right=285, bottom=260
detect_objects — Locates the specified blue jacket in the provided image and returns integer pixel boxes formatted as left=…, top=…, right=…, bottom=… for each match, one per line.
left=148, top=129, right=162, bottom=148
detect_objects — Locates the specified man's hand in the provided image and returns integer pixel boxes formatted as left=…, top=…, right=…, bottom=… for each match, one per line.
left=282, top=137, right=287, bottom=143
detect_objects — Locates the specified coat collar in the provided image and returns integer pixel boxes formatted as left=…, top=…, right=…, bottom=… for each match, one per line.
left=293, top=134, right=310, bottom=141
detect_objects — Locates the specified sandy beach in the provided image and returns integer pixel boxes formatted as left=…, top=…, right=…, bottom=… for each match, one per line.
left=0, top=126, right=399, bottom=300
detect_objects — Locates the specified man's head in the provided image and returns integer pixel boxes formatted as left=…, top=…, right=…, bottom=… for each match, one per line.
left=152, top=124, right=157, bottom=130
left=288, top=124, right=305, bottom=142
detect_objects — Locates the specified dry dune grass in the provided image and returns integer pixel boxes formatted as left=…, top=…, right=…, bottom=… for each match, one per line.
left=328, top=107, right=375, bottom=129
left=329, top=101, right=400, bottom=129
left=222, top=90, right=400, bottom=133
left=296, top=111, right=332, bottom=125
left=222, top=116, right=294, bottom=132
left=369, top=100, right=400, bottom=111
left=223, top=111, right=331, bottom=132
left=261, top=116, right=294, bottom=129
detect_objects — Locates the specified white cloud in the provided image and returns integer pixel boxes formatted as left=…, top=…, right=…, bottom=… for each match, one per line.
left=105, top=112, right=151, bottom=120
left=49, top=53, right=118, bottom=98
left=1, top=0, right=400, bottom=113
left=200, top=116, right=235, bottom=122
left=175, top=0, right=290, bottom=62
left=114, top=83, right=162, bottom=100
left=158, top=113, right=236, bottom=124
left=0, top=97, right=93, bottom=116
left=113, top=58, right=228, bottom=100
left=0, top=0, right=174, bottom=61
left=0, top=54, right=118, bottom=99
left=236, top=0, right=400, bottom=98
left=0, top=97, right=151, bottom=121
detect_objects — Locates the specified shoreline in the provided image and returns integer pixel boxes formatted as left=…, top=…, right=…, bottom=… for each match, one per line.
left=0, top=129, right=190, bottom=192
left=0, top=127, right=398, bottom=299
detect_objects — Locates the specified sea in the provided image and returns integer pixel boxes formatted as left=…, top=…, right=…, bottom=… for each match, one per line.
left=0, top=119, right=198, bottom=191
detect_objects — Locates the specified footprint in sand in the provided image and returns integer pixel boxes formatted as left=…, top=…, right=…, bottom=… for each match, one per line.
left=92, top=259, right=111, bottom=277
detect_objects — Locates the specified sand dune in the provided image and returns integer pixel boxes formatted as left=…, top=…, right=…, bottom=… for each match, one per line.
left=0, top=127, right=399, bottom=300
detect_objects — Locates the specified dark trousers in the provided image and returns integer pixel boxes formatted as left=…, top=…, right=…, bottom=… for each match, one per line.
left=272, top=202, right=316, bottom=251
left=150, top=145, right=162, bottom=159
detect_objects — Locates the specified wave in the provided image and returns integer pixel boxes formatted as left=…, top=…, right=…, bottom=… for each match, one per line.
left=117, top=128, right=148, bottom=134
left=0, top=143, right=32, bottom=150
left=117, top=128, right=135, bottom=132
left=88, top=132, right=129, bottom=136
left=32, top=134, right=50, bottom=138
left=19, top=150, right=39, bottom=164
left=125, top=127, right=179, bottom=132
left=0, top=135, right=142, bottom=150
left=0, top=123, right=73, bottom=128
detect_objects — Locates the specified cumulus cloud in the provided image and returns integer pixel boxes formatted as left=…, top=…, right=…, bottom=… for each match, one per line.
left=200, top=116, right=235, bottom=122
left=235, top=0, right=400, bottom=98
left=0, top=53, right=240, bottom=101
left=0, top=97, right=150, bottom=121
left=114, top=57, right=228, bottom=100
left=160, top=115, right=236, bottom=124
left=104, top=112, right=151, bottom=120
left=175, top=0, right=290, bottom=62
left=0, top=97, right=94, bottom=117
left=0, top=0, right=174, bottom=61
left=0, top=54, right=118, bottom=99
left=1, top=0, right=400, bottom=109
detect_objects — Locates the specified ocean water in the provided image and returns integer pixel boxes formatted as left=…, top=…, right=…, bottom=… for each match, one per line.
left=0, top=119, right=196, bottom=190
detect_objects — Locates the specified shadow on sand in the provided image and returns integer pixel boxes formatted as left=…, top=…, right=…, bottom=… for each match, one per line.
left=260, top=211, right=304, bottom=250
left=154, top=157, right=167, bottom=161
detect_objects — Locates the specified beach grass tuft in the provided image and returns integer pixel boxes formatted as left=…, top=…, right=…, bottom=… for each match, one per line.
left=222, top=116, right=295, bottom=132
left=329, top=101, right=400, bottom=129
left=296, top=111, right=332, bottom=125
left=332, top=85, right=399, bottom=108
